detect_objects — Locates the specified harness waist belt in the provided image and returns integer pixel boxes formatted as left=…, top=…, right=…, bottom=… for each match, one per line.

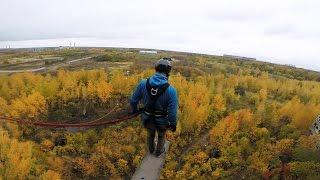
left=143, top=110, right=168, bottom=118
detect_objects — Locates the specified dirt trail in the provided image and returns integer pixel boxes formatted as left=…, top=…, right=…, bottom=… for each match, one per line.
left=131, top=141, right=170, bottom=180
left=0, top=67, right=46, bottom=73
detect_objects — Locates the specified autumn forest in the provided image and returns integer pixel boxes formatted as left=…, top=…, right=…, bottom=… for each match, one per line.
left=0, top=48, right=320, bottom=179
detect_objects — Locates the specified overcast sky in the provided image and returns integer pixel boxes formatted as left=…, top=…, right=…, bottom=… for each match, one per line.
left=0, top=0, right=319, bottom=71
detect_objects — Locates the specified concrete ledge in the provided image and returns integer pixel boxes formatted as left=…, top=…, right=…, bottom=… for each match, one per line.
left=132, top=141, right=170, bottom=180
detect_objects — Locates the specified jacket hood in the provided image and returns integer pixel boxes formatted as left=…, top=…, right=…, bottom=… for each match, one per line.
left=149, top=73, right=168, bottom=86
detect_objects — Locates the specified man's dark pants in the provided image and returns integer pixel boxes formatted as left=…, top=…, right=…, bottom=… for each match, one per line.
left=145, top=118, right=167, bottom=154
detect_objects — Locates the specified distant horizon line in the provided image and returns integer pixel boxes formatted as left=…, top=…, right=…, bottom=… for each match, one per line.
left=0, top=36, right=318, bottom=72
left=0, top=45, right=318, bottom=73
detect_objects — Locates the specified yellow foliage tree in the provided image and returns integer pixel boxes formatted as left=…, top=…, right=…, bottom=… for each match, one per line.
left=110, top=70, right=138, bottom=96
left=210, top=115, right=239, bottom=148
left=0, top=97, right=8, bottom=116
left=278, top=96, right=320, bottom=130
left=170, top=74, right=211, bottom=132
left=212, top=94, right=226, bottom=112
left=259, top=89, right=268, bottom=102
left=96, top=80, right=113, bottom=103
left=40, top=170, right=61, bottom=180
left=10, top=91, right=47, bottom=119
left=0, top=128, right=35, bottom=179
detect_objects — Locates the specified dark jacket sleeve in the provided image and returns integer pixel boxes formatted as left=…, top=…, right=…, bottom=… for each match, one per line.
left=129, top=81, right=143, bottom=112
left=167, top=87, right=178, bottom=126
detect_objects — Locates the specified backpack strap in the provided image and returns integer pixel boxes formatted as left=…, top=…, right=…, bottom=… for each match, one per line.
left=146, top=78, right=170, bottom=101
left=144, top=78, right=170, bottom=117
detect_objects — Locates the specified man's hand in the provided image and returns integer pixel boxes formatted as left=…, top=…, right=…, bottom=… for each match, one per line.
left=129, top=107, right=139, bottom=115
left=168, top=124, right=176, bottom=132
left=131, top=109, right=139, bottom=115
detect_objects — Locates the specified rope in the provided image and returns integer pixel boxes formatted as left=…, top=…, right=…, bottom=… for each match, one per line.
left=0, top=98, right=141, bottom=128
left=0, top=111, right=141, bottom=128
left=69, top=105, right=120, bottom=125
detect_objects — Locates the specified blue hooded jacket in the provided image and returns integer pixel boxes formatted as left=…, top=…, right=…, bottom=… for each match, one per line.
left=130, top=73, right=178, bottom=126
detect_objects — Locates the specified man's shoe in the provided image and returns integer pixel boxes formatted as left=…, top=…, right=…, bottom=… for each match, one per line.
left=148, top=142, right=155, bottom=154
left=149, top=147, right=155, bottom=154
left=155, top=148, right=165, bottom=157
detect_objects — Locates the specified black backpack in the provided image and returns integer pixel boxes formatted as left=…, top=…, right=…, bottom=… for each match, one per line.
left=144, top=78, right=170, bottom=117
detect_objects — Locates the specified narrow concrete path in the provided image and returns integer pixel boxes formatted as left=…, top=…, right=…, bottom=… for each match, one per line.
left=132, top=141, right=170, bottom=180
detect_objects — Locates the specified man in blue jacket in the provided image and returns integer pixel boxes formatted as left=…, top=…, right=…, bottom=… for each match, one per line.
left=130, top=58, right=178, bottom=157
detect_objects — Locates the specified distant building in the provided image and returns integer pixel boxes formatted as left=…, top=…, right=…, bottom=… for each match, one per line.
left=32, top=47, right=51, bottom=52
left=139, top=50, right=157, bottom=54
left=223, top=54, right=256, bottom=61
left=56, top=46, right=71, bottom=50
